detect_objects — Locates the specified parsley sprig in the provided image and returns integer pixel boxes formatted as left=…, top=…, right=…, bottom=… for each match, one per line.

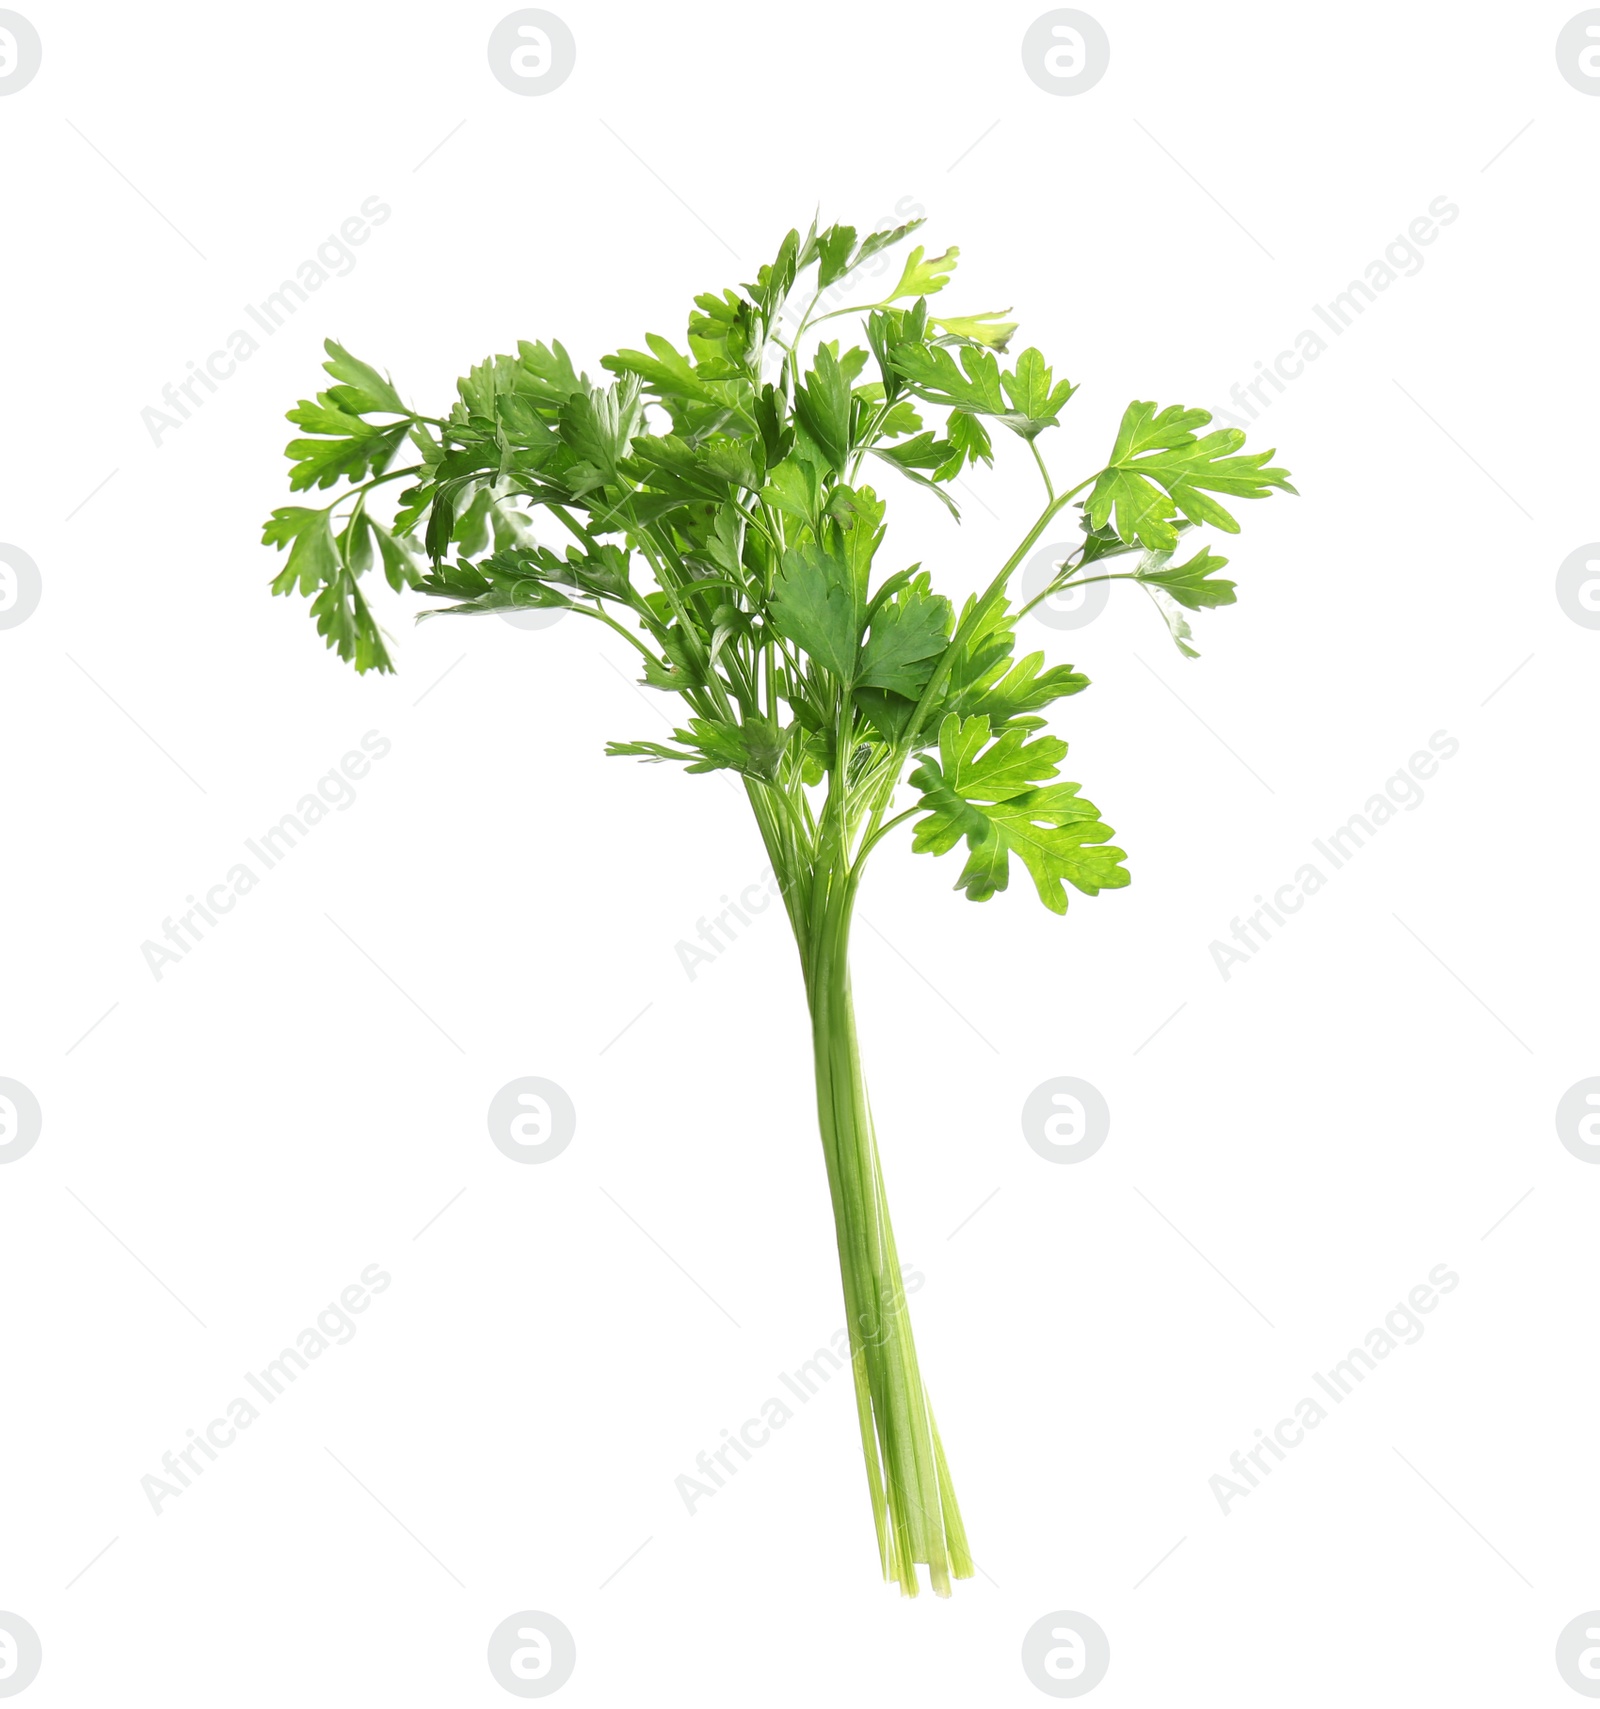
left=262, top=216, right=1293, bottom=1596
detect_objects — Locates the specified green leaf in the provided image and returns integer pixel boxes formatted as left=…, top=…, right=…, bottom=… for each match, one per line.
left=452, top=488, right=494, bottom=559
left=309, top=572, right=393, bottom=674
left=744, top=228, right=799, bottom=324
left=559, top=375, right=645, bottom=487
left=931, top=310, right=1017, bottom=349
left=889, top=341, right=1069, bottom=437
left=1086, top=401, right=1296, bottom=552
left=998, top=347, right=1075, bottom=438
left=890, top=340, right=1006, bottom=415
left=264, top=506, right=394, bottom=672
left=687, top=290, right=756, bottom=369
left=624, top=432, right=762, bottom=503
left=264, top=507, right=337, bottom=595
left=281, top=340, right=419, bottom=496
left=956, top=649, right=1090, bottom=730
left=1134, top=544, right=1237, bottom=610
left=608, top=715, right=785, bottom=781
left=321, top=340, right=405, bottom=415
left=793, top=344, right=854, bottom=473
left=855, top=686, right=919, bottom=744
left=449, top=345, right=584, bottom=426
left=602, top=333, right=720, bottom=406
left=973, top=786, right=1131, bottom=908
left=415, top=555, right=576, bottom=621
left=454, top=356, right=510, bottom=423
left=420, top=540, right=633, bottom=615
left=761, top=454, right=820, bottom=528
left=874, top=397, right=925, bottom=438
left=371, top=520, right=423, bottom=592
left=769, top=535, right=862, bottom=681
left=858, top=588, right=953, bottom=696
left=883, top=244, right=958, bottom=302
left=909, top=715, right=1128, bottom=912
left=262, top=506, right=324, bottom=554
left=1077, top=516, right=1167, bottom=569
left=870, top=431, right=951, bottom=474
left=865, top=301, right=927, bottom=403
left=941, top=592, right=1018, bottom=701
left=937, top=719, right=1067, bottom=800
left=846, top=218, right=924, bottom=279
left=1142, top=585, right=1200, bottom=659
left=815, top=223, right=858, bottom=287
left=830, top=483, right=886, bottom=591
left=946, top=410, right=992, bottom=470
left=753, top=382, right=796, bottom=469
left=285, top=399, right=378, bottom=439
left=863, top=564, right=920, bottom=623
left=514, top=340, right=586, bottom=406
left=284, top=418, right=409, bottom=492
left=864, top=447, right=962, bottom=517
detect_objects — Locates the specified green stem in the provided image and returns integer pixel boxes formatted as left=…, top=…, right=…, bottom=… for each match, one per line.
left=906, top=472, right=1097, bottom=734
left=852, top=804, right=918, bottom=871
left=1012, top=567, right=1138, bottom=623
left=799, top=853, right=972, bottom=1597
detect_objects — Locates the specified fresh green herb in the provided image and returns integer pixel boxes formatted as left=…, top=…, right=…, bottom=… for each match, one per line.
left=261, top=216, right=1294, bottom=1596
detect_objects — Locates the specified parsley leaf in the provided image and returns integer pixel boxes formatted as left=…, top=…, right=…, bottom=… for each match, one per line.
left=910, top=715, right=1129, bottom=911
left=887, top=342, right=1071, bottom=437
left=1086, top=401, right=1296, bottom=552
left=859, top=585, right=953, bottom=696
left=768, top=535, right=862, bottom=681
left=1135, top=543, right=1237, bottom=609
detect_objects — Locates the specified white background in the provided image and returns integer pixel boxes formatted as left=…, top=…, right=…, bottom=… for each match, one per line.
left=2, top=2, right=1597, bottom=1703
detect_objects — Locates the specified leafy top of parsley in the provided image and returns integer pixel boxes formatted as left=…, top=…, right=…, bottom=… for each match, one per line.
left=261, top=216, right=1293, bottom=924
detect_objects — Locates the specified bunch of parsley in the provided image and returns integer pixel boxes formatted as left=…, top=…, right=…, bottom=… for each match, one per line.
left=262, top=216, right=1292, bottom=1596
